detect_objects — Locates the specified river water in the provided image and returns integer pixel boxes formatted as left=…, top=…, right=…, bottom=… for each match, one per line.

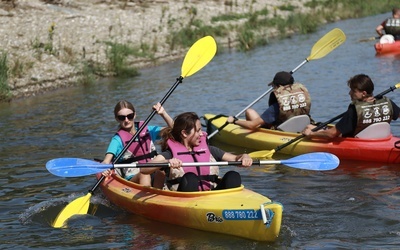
left=2, top=13, right=400, bottom=249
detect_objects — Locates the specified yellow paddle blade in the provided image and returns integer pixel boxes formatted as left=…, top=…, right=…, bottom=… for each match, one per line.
left=52, top=193, right=92, bottom=228
left=181, top=36, right=217, bottom=78
left=307, top=28, right=346, bottom=61
left=249, top=149, right=276, bottom=159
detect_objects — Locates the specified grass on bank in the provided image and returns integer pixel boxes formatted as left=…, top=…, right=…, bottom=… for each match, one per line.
left=167, top=0, right=396, bottom=51
left=0, top=52, right=11, bottom=102
left=2, top=0, right=397, bottom=101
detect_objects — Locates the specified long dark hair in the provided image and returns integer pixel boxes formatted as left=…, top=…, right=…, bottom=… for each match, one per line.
left=160, top=112, right=199, bottom=151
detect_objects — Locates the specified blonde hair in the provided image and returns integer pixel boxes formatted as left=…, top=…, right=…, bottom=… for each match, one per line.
left=113, top=100, right=135, bottom=118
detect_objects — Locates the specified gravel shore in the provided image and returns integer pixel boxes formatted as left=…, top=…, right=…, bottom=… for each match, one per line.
left=0, top=0, right=313, bottom=100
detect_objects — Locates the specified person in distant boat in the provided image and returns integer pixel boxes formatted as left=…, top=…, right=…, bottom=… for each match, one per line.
left=141, top=112, right=253, bottom=192
left=226, top=71, right=312, bottom=130
left=102, top=100, right=173, bottom=186
left=302, top=74, right=400, bottom=139
left=376, top=8, right=400, bottom=41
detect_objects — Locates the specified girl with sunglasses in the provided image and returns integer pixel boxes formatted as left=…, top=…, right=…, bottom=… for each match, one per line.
left=102, top=100, right=173, bottom=186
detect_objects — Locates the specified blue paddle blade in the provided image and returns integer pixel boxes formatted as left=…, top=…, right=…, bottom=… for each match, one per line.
left=46, top=158, right=107, bottom=177
left=280, top=152, right=340, bottom=171
left=46, top=152, right=339, bottom=178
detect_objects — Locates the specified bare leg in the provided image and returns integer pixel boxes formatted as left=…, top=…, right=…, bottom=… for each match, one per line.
left=131, top=173, right=151, bottom=187
left=152, top=170, right=166, bottom=189
left=245, top=108, right=261, bottom=121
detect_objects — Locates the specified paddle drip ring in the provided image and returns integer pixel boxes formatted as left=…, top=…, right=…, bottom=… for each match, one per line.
left=201, top=114, right=227, bottom=135
left=394, top=140, right=400, bottom=149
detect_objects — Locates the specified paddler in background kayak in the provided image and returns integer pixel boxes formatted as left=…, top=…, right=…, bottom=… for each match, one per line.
left=376, top=7, right=400, bottom=42
left=102, top=100, right=173, bottom=186
left=226, top=71, right=313, bottom=130
left=141, top=112, right=253, bottom=192
left=302, top=74, right=400, bottom=139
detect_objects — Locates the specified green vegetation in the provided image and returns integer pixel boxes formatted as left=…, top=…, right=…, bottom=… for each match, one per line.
left=77, top=61, right=97, bottom=86
left=104, top=41, right=154, bottom=78
left=31, top=22, right=58, bottom=62
left=2, top=0, right=397, bottom=101
left=166, top=0, right=396, bottom=51
left=0, top=52, right=11, bottom=102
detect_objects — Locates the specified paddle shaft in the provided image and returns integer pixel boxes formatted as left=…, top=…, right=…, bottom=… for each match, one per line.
left=274, top=84, right=400, bottom=152
left=90, top=77, right=183, bottom=193
left=207, top=63, right=306, bottom=140
left=46, top=152, right=339, bottom=178
left=359, top=36, right=379, bottom=42
left=207, top=87, right=272, bottom=139
left=108, top=160, right=276, bottom=168
left=207, top=28, right=346, bottom=140
left=223, top=65, right=300, bottom=119
left=50, top=36, right=217, bottom=228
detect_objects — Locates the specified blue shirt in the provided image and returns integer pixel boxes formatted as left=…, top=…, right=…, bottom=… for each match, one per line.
left=260, top=102, right=279, bottom=125
left=106, top=125, right=162, bottom=158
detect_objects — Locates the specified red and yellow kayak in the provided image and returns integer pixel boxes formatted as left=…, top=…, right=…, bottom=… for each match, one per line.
left=97, top=173, right=283, bottom=242
left=204, top=114, right=400, bottom=164
left=374, top=40, right=400, bottom=55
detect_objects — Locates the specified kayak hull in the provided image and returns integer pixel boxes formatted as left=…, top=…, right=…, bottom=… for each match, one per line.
left=204, top=114, right=400, bottom=164
left=97, top=173, right=283, bottom=242
left=374, top=40, right=400, bottom=55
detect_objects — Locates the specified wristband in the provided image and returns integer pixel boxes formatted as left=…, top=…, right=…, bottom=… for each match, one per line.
left=233, top=117, right=238, bottom=124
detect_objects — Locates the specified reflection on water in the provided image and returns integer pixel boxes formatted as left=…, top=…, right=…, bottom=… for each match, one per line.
left=2, top=13, right=400, bottom=249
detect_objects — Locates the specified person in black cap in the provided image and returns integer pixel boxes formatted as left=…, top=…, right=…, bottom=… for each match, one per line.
left=227, top=71, right=312, bottom=130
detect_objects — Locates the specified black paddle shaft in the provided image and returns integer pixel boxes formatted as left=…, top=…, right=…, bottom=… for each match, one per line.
left=275, top=85, right=399, bottom=152
left=90, top=76, right=183, bottom=193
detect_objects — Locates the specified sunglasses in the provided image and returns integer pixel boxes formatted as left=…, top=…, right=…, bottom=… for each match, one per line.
left=117, top=113, right=134, bottom=121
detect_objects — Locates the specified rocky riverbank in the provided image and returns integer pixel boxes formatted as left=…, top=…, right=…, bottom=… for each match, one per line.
left=0, top=0, right=391, bottom=101
left=0, top=0, right=319, bottom=100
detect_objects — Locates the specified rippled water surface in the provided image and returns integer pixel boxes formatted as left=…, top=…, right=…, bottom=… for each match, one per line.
left=2, top=13, right=400, bottom=249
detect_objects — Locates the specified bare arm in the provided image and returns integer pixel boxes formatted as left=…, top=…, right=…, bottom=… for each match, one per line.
left=102, top=153, right=113, bottom=164
left=153, top=102, right=174, bottom=128
left=101, top=153, right=114, bottom=176
left=140, top=154, right=167, bottom=174
left=221, top=152, right=253, bottom=167
left=227, top=116, right=264, bottom=130
left=376, top=24, right=384, bottom=37
left=302, top=124, right=341, bottom=139
left=140, top=154, right=183, bottom=174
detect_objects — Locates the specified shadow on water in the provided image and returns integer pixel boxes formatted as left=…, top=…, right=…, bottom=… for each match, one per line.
left=19, top=194, right=118, bottom=227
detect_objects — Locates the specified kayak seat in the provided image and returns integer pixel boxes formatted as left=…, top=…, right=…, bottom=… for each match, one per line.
left=380, top=34, right=395, bottom=44
left=277, top=115, right=310, bottom=133
left=355, top=122, right=391, bottom=139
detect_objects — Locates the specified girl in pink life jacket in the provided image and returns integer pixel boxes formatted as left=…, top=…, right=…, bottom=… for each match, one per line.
left=141, top=112, right=253, bottom=192
left=102, top=100, right=173, bottom=186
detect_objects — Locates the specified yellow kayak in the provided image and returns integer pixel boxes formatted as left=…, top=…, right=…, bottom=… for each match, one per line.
left=203, top=113, right=400, bottom=163
left=97, top=173, right=283, bottom=242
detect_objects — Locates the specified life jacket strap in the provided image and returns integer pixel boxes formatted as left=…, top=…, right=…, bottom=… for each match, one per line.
left=119, top=150, right=158, bottom=164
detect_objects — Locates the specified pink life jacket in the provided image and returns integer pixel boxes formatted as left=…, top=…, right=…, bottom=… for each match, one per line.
left=116, top=121, right=155, bottom=164
left=167, top=133, right=214, bottom=191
